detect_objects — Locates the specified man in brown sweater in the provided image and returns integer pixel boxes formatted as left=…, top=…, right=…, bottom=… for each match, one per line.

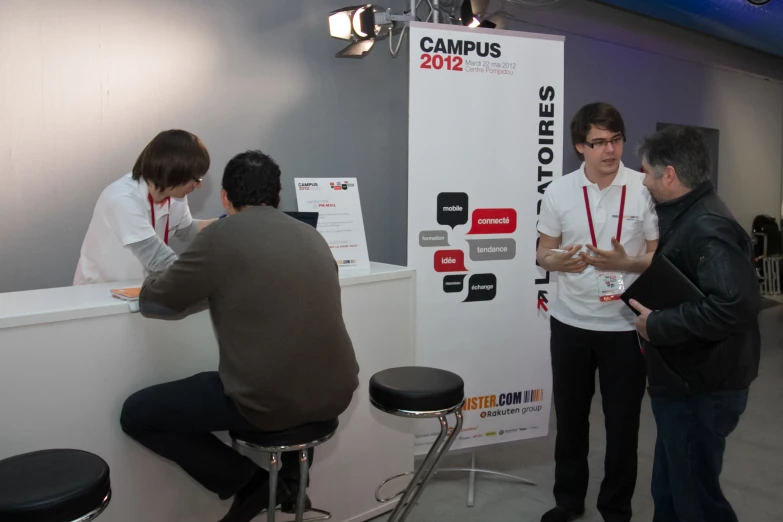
left=120, top=150, right=359, bottom=522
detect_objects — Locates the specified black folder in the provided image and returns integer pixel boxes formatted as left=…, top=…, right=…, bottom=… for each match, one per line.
left=621, top=255, right=704, bottom=315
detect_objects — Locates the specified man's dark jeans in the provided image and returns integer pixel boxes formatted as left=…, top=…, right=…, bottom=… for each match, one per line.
left=650, top=390, right=748, bottom=522
left=120, top=372, right=312, bottom=500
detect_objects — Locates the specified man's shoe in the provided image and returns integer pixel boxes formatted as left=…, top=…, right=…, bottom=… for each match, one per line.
left=280, top=480, right=312, bottom=514
left=541, top=506, right=585, bottom=522
left=220, top=473, right=290, bottom=522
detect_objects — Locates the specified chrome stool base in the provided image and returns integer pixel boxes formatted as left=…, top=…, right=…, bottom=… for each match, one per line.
left=232, top=432, right=335, bottom=522
left=437, top=450, right=536, bottom=507
left=266, top=506, right=331, bottom=521
left=372, top=400, right=464, bottom=522
left=72, top=491, right=112, bottom=522
left=377, top=453, right=537, bottom=507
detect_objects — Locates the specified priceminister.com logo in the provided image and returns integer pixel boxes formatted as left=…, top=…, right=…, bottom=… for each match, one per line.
left=463, top=389, right=544, bottom=418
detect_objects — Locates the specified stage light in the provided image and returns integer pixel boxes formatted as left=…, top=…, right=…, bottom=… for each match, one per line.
left=461, top=0, right=497, bottom=29
left=328, top=11, right=353, bottom=40
left=329, top=5, right=377, bottom=41
left=467, top=0, right=491, bottom=16
left=328, top=4, right=415, bottom=59
left=352, top=5, right=377, bottom=38
left=336, top=39, right=376, bottom=58
left=747, top=0, right=771, bottom=5
left=329, top=5, right=380, bottom=58
left=486, top=12, right=508, bottom=30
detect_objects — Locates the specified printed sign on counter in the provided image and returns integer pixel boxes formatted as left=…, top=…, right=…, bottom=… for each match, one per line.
left=294, top=178, right=370, bottom=271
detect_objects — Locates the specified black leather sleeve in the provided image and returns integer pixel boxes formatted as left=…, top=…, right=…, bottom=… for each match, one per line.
left=647, top=216, right=760, bottom=346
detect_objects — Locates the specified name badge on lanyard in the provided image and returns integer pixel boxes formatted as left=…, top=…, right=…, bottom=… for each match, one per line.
left=148, top=193, right=171, bottom=246
left=583, top=185, right=626, bottom=303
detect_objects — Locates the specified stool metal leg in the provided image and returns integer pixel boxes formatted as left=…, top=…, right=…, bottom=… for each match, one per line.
left=387, top=410, right=463, bottom=522
left=268, top=452, right=280, bottom=522
left=385, top=419, right=449, bottom=522
left=233, top=431, right=337, bottom=522
left=295, top=449, right=310, bottom=522
left=72, top=490, right=111, bottom=522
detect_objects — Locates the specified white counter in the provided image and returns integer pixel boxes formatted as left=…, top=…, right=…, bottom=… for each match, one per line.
left=0, top=262, right=416, bottom=329
left=0, top=262, right=415, bottom=522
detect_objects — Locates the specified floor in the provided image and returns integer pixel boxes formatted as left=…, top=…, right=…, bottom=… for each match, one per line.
left=373, top=304, right=783, bottom=522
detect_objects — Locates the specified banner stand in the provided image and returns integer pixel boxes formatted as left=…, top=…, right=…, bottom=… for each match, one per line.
left=435, top=450, right=536, bottom=507
left=406, top=21, right=564, bottom=507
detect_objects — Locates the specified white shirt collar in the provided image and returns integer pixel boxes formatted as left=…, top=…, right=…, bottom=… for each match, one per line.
left=134, top=174, right=151, bottom=199
left=578, top=161, right=628, bottom=188
left=135, top=175, right=170, bottom=213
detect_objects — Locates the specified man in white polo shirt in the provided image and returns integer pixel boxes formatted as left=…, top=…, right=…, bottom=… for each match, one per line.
left=536, top=103, right=658, bottom=522
left=74, top=130, right=216, bottom=285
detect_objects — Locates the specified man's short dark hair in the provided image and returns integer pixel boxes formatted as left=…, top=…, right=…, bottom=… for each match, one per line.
left=570, top=103, right=626, bottom=160
left=222, top=150, right=282, bottom=209
left=132, top=130, right=210, bottom=190
left=638, top=126, right=711, bottom=189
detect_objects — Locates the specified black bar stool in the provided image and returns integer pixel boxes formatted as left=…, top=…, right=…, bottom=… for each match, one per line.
left=370, top=366, right=465, bottom=522
left=0, top=449, right=111, bottom=522
left=230, top=419, right=338, bottom=522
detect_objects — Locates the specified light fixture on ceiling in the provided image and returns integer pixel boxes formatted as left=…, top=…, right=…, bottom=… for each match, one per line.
left=328, top=4, right=378, bottom=58
left=461, top=0, right=497, bottom=29
left=335, top=39, right=377, bottom=58
left=328, top=4, right=415, bottom=59
left=486, top=12, right=508, bottom=30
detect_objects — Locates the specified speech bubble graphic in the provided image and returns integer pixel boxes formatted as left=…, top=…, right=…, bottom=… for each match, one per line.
left=463, top=274, right=497, bottom=302
left=466, top=238, right=517, bottom=261
left=437, top=193, right=469, bottom=229
left=467, top=208, right=517, bottom=235
left=443, top=275, right=466, bottom=293
left=435, top=250, right=468, bottom=272
left=419, top=230, right=450, bottom=247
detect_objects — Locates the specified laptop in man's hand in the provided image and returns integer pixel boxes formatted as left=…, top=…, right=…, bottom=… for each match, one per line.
left=621, top=255, right=704, bottom=316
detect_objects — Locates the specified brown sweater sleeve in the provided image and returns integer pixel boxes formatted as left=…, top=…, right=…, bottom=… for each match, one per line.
left=139, top=225, right=218, bottom=320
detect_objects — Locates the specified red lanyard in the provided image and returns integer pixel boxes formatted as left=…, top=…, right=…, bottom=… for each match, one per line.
left=583, top=185, right=626, bottom=247
left=148, top=193, right=170, bottom=246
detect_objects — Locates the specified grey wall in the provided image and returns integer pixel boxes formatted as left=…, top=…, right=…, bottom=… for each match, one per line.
left=0, top=0, right=409, bottom=293
left=1, top=0, right=782, bottom=293
left=500, top=0, right=783, bottom=234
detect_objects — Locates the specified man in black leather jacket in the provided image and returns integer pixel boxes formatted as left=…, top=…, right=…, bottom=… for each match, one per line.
left=630, top=126, right=760, bottom=522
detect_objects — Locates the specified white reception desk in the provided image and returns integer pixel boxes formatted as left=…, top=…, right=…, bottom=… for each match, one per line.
left=0, top=262, right=415, bottom=522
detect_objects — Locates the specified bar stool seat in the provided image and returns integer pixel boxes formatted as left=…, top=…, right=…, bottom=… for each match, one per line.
left=230, top=419, right=338, bottom=448
left=370, top=366, right=465, bottom=522
left=370, top=366, right=465, bottom=412
left=230, top=420, right=338, bottom=522
left=0, top=449, right=111, bottom=522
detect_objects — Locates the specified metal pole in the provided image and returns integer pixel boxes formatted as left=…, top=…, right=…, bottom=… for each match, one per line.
left=467, top=451, right=476, bottom=507
left=268, top=453, right=280, bottom=522
left=433, top=0, right=440, bottom=23
left=295, top=450, right=309, bottom=522
left=410, top=0, right=416, bottom=19
left=387, top=417, right=451, bottom=522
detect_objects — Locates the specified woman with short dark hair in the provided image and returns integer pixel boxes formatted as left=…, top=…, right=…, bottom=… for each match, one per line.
left=73, top=129, right=216, bottom=285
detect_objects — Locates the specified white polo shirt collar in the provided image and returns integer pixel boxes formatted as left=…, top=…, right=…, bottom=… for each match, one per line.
left=138, top=178, right=171, bottom=218
left=577, top=162, right=629, bottom=188
left=537, top=162, right=659, bottom=332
